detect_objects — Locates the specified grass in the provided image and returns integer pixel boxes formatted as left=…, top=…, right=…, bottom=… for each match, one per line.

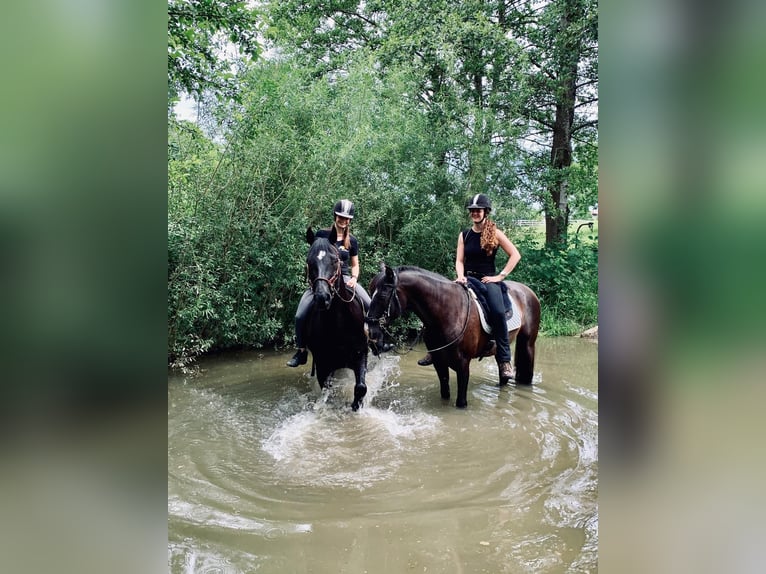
left=512, top=217, right=599, bottom=248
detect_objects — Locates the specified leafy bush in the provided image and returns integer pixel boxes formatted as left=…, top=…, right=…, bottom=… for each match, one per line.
left=168, top=56, right=598, bottom=366
left=512, top=236, right=598, bottom=335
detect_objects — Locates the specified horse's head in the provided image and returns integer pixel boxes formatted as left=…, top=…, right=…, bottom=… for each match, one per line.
left=306, top=237, right=341, bottom=310
left=366, top=263, right=402, bottom=352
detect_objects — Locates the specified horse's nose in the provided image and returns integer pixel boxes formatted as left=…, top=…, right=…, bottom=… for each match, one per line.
left=315, top=290, right=331, bottom=309
left=367, top=324, right=382, bottom=346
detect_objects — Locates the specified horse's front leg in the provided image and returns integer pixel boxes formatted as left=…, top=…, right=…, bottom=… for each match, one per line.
left=351, top=353, right=368, bottom=411
left=455, top=360, right=471, bottom=409
left=315, top=363, right=332, bottom=390
left=433, top=359, right=451, bottom=401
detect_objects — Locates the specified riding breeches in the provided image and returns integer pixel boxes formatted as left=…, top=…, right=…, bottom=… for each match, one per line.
left=485, top=282, right=511, bottom=363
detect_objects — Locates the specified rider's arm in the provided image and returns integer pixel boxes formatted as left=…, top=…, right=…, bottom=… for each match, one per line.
left=455, top=232, right=466, bottom=283
left=349, top=255, right=360, bottom=286
left=495, top=229, right=521, bottom=277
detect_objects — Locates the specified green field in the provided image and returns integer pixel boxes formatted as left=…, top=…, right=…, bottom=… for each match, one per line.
left=512, top=217, right=599, bottom=247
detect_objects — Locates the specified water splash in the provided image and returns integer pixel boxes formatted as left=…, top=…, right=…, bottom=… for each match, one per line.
left=261, top=355, right=442, bottom=489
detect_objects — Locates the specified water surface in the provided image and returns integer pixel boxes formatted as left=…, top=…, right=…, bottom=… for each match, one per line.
left=168, top=337, right=598, bottom=573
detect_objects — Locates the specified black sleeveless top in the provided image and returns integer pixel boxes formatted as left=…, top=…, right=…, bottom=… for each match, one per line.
left=316, top=228, right=359, bottom=276
left=462, top=228, right=497, bottom=278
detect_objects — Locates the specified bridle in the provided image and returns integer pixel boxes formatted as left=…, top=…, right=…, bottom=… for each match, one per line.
left=308, top=247, right=357, bottom=304
left=365, top=281, right=400, bottom=330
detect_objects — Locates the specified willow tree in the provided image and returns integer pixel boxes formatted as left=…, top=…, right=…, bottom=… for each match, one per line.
left=265, top=0, right=531, bottom=206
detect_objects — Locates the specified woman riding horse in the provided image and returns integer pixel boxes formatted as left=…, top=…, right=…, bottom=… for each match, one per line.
left=418, top=194, right=521, bottom=383
left=287, top=199, right=371, bottom=368
left=366, top=263, right=540, bottom=409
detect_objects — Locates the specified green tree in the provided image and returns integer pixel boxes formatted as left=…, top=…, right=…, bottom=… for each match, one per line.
left=520, top=0, right=598, bottom=246
left=168, top=56, right=470, bottom=363
left=265, top=0, right=597, bottom=245
left=266, top=0, right=531, bottom=201
left=168, top=0, right=599, bottom=365
left=168, top=0, right=262, bottom=103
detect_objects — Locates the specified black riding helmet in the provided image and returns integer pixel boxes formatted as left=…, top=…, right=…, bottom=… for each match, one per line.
left=333, top=199, right=355, bottom=219
left=466, top=193, right=492, bottom=212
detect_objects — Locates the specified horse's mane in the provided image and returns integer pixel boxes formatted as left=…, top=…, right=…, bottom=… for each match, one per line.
left=395, top=265, right=454, bottom=284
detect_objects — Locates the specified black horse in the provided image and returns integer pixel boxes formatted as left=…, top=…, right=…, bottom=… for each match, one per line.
left=366, top=264, right=541, bottom=408
left=303, top=230, right=368, bottom=411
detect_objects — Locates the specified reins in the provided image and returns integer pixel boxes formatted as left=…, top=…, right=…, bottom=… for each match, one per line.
left=423, top=284, right=472, bottom=354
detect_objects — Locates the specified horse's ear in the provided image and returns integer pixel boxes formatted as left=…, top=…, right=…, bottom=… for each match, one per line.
left=306, top=227, right=315, bottom=245
left=384, top=264, right=395, bottom=283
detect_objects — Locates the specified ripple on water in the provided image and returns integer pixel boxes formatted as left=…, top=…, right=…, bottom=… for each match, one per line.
left=169, top=341, right=598, bottom=573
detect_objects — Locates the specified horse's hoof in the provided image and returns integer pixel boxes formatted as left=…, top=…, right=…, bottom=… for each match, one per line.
left=455, top=401, right=467, bottom=409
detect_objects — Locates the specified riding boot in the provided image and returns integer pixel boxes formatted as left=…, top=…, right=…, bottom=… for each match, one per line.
left=287, top=291, right=312, bottom=368
left=417, top=353, right=433, bottom=366
left=287, top=349, right=308, bottom=367
left=498, top=361, right=515, bottom=384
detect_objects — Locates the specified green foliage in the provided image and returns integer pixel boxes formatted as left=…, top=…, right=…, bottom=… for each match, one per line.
left=168, top=57, right=471, bottom=364
left=512, top=236, right=598, bottom=336
left=567, top=138, right=599, bottom=219
left=167, top=1, right=599, bottom=365
left=168, top=0, right=262, bottom=102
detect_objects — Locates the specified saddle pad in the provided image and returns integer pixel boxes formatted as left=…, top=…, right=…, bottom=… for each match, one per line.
left=469, top=289, right=523, bottom=334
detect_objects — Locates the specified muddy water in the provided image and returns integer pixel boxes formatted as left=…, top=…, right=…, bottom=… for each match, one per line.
left=168, top=337, right=597, bottom=573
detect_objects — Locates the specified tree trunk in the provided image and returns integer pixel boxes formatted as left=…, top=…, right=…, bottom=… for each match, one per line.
left=545, top=0, right=582, bottom=248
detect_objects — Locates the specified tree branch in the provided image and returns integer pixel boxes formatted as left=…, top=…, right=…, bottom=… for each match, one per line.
left=572, top=119, right=598, bottom=134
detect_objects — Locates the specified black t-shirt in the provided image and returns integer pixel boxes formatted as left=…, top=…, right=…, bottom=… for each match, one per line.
left=315, top=228, right=359, bottom=276
left=461, top=228, right=497, bottom=278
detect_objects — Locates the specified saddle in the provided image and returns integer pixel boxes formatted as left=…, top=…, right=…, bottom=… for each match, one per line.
left=465, top=277, right=522, bottom=335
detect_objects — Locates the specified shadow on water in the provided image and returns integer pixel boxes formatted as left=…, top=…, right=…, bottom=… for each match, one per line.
left=168, top=337, right=597, bottom=574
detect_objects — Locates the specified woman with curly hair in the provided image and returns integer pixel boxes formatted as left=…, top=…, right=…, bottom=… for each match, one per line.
left=418, top=193, right=521, bottom=381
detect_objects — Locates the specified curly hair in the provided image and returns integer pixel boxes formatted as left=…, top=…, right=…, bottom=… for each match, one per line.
left=480, top=217, right=499, bottom=255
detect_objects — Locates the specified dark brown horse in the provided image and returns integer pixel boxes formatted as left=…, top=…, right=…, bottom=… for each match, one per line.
left=304, top=232, right=368, bottom=411
left=366, top=265, right=540, bottom=408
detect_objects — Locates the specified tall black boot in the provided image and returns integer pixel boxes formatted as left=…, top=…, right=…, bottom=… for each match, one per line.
left=286, top=349, right=308, bottom=367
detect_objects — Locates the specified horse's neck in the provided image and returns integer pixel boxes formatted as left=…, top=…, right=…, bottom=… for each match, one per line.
left=399, top=272, right=459, bottom=329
